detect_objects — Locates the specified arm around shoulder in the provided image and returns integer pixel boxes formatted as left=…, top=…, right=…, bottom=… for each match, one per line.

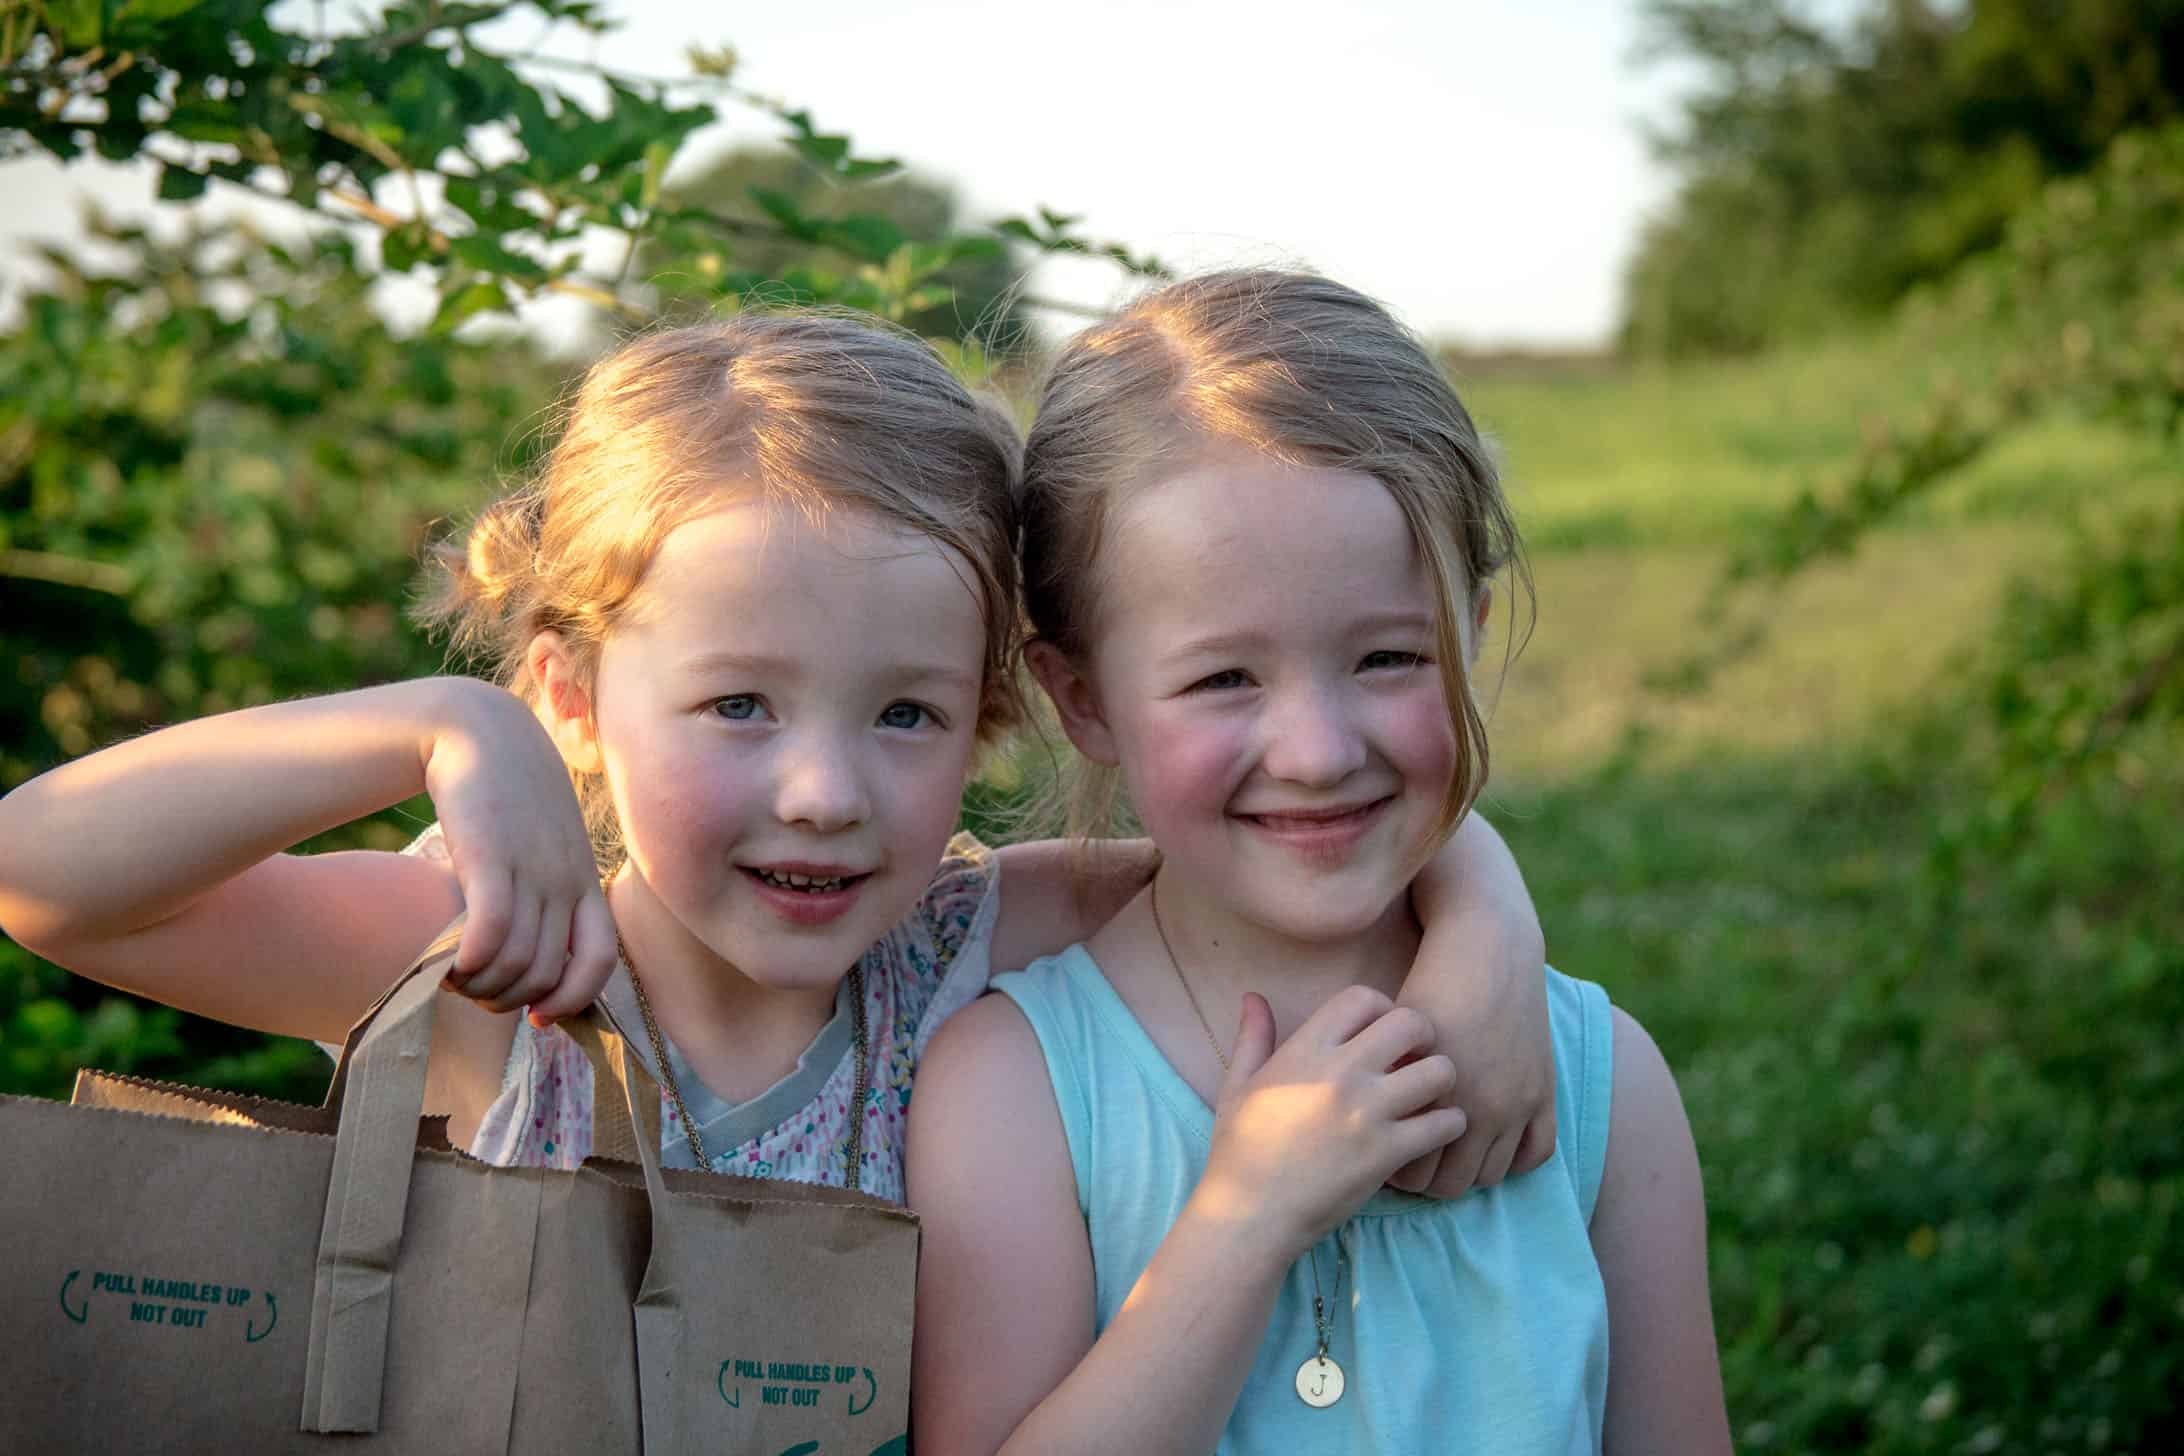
left=1591, top=1008, right=1733, bottom=1455
left=989, top=837, right=1159, bottom=972
left=908, top=993, right=1097, bottom=1455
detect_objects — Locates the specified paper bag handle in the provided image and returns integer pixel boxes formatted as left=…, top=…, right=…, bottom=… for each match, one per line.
left=300, top=947, right=445, bottom=1433
left=300, top=922, right=679, bottom=1436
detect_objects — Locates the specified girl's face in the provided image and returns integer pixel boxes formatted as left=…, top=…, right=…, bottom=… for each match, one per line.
left=588, top=496, right=986, bottom=991
left=1063, top=450, right=1467, bottom=942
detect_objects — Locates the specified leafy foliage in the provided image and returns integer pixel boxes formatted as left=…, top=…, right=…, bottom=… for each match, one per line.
left=1685, top=124, right=2184, bottom=850
left=0, top=214, right=557, bottom=1099
left=1626, top=0, right=2184, bottom=356
left=0, top=0, right=1164, bottom=1100
left=636, top=144, right=1034, bottom=351
left=0, top=0, right=1160, bottom=330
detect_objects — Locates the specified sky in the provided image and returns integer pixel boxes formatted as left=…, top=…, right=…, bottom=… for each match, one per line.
left=3, top=0, right=1690, bottom=349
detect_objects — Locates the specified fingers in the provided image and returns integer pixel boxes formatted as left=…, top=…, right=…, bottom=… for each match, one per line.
left=1422, top=1134, right=1489, bottom=1201
left=531, top=890, right=619, bottom=1027
left=1380, top=1053, right=1460, bottom=1118
left=1298, top=984, right=1397, bottom=1047
left=450, top=865, right=516, bottom=984
left=1509, top=1112, right=1558, bottom=1176
left=1472, top=1130, right=1521, bottom=1190
left=487, top=897, right=572, bottom=1019
left=1389, top=1105, right=1471, bottom=1171
left=1345, top=1003, right=1437, bottom=1069
left=1220, top=992, right=1278, bottom=1099
left=1386, top=1147, right=1439, bottom=1195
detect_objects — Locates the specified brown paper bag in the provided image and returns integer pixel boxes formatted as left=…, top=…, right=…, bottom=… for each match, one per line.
left=0, top=926, right=918, bottom=1455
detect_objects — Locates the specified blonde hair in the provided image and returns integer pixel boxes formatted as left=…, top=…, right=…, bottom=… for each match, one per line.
left=419, top=312, right=1024, bottom=858
left=1019, top=268, right=1528, bottom=849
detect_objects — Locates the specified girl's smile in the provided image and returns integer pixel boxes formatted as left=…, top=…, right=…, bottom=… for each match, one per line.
left=587, top=495, right=987, bottom=1009
left=1063, top=448, right=1468, bottom=950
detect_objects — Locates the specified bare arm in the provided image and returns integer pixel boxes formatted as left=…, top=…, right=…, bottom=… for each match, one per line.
left=1391, top=810, right=1556, bottom=1195
left=1593, top=1008, right=1732, bottom=1455
left=911, top=988, right=1466, bottom=1455
left=989, top=837, right=1160, bottom=972
left=0, top=676, right=612, bottom=1049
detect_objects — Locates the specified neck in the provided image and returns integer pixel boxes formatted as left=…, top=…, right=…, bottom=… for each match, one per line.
left=1148, top=868, right=1420, bottom=1046
left=607, top=869, right=840, bottom=1107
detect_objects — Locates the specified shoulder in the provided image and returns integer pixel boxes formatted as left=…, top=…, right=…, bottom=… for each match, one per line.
left=1592, top=1007, right=1705, bottom=1246
left=915, top=991, right=1049, bottom=1111
left=1591, top=1009, right=1735, bottom=1450
left=909, top=994, right=1097, bottom=1454
left=911, top=992, right=1073, bottom=1187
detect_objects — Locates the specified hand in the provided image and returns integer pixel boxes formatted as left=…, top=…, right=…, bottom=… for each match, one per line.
left=1195, top=987, right=1470, bottom=1259
left=421, top=681, right=618, bottom=1026
left=1387, top=937, right=1556, bottom=1198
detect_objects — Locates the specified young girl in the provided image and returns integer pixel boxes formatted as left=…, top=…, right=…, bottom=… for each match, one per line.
left=0, top=310, right=1550, bottom=1201
left=909, top=271, right=1732, bottom=1451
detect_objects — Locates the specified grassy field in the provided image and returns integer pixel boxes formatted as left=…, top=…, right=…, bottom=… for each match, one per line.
left=1446, top=344, right=2182, bottom=1452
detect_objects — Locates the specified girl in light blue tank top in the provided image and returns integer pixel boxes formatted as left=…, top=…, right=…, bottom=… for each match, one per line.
left=909, top=270, right=1731, bottom=1454
left=992, top=948, right=1615, bottom=1451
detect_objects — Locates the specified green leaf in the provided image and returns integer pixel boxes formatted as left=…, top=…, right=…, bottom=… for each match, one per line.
left=380, top=222, right=435, bottom=274
left=451, top=234, right=548, bottom=284
left=790, top=131, right=849, bottom=170
left=118, top=0, right=212, bottom=22
left=157, top=164, right=209, bottom=202
left=429, top=279, right=514, bottom=334
left=46, top=0, right=103, bottom=48
left=748, top=186, right=821, bottom=242
left=824, top=212, right=906, bottom=264
left=165, top=105, right=245, bottom=147
left=640, top=140, right=672, bottom=211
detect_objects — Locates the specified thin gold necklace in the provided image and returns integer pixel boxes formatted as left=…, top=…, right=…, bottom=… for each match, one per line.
left=1148, top=878, right=1231, bottom=1072
left=617, top=933, right=869, bottom=1189
left=1148, top=881, right=1353, bottom=1408
left=1299, top=1232, right=1349, bottom=1407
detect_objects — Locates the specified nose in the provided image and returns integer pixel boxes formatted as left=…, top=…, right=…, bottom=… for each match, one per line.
left=1260, top=683, right=1367, bottom=788
left=772, top=730, right=871, bottom=833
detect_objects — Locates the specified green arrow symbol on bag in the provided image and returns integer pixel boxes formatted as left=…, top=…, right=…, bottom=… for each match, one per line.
left=246, top=1292, right=277, bottom=1343
left=848, top=1367, right=877, bottom=1416
left=58, top=1270, right=88, bottom=1324
left=717, top=1361, right=740, bottom=1408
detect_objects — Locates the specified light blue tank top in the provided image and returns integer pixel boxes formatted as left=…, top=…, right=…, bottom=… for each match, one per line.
left=993, top=947, right=1614, bottom=1454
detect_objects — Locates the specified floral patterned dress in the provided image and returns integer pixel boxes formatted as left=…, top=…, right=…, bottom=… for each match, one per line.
left=402, top=825, right=999, bottom=1200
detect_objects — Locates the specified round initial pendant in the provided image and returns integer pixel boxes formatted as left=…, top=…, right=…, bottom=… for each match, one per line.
left=1295, top=1354, right=1345, bottom=1408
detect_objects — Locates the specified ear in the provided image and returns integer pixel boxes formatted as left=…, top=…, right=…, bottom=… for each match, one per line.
left=526, top=630, right=602, bottom=775
left=1024, top=640, right=1119, bottom=767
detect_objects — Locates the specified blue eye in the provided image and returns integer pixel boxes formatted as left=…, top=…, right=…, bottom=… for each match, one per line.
left=878, top=701, right=934, bottom=730
left=1360, top=651, right=1427, bottom=672
left=1191, top=669, right=1252, bottom=693
left=711, top=695, right=766, bottom=721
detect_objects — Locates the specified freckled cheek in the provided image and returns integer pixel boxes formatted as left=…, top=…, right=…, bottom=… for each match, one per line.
left=606, top=729, right=760, bottom=870
left=885, top=748, right=976, bottom=858
left=1126, top=709, right=1253, bottom=835
left=1382, top=692, right=1461, bottom=799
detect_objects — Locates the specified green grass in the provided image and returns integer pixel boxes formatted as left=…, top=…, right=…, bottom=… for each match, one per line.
left=1493, top=752, right=2181, bottom=1454
left=1462, top=338, right=2178, bottom=553
left=1448, top=337, right=2182, bottom=1451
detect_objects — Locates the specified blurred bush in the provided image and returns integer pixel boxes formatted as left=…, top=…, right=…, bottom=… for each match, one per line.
left=1625, top=0, right=2184, bottom=358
